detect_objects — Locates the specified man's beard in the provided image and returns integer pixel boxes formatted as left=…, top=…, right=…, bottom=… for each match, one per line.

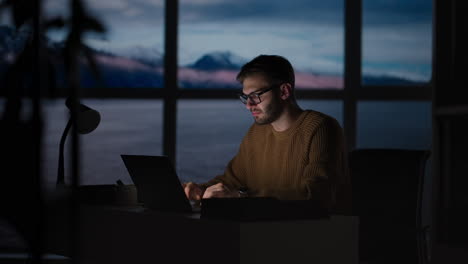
left=253, top=96, right=283, bottom=125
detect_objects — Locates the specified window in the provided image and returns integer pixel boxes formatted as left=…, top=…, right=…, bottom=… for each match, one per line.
left=176, top=0, right=345, bottom=181
left=179, top=0, right=344, bottom=89
left=44, top=0, right=165, bottom=88
left=362, top=0, right=433, bottom=85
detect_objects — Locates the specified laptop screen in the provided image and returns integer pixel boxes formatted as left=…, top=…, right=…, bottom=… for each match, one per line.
left=121, top=155, right=192, bottom=213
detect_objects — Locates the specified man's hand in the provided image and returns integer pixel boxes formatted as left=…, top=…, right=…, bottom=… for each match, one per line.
left=202, top=183, right=238, bottom=199
left=183, top=182, right=204, bottom=201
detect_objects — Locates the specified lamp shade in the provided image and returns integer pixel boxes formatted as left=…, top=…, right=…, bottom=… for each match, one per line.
left=65, top=97, right=100, bottom=134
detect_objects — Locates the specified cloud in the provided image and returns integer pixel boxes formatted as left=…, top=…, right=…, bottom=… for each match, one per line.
left=88, top=0, right=129, bottom=11
left=44, top=0, right=164, bottom=27
left=45, top=0, right=136, bottom=17
left=139, top=0, right=164, bottom=7
left=180, top=0, right=343, bottom=25
left=122, top=7, right=144, bottom=18
left=180, top=0, right=224, bottom=4
left=363, top=23, right=432, bottom=64
left=363, top=0, right=432, bottom=25
left=179, top=0, right=432, bottom=27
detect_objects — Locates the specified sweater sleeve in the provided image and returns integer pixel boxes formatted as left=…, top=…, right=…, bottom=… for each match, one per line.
left=199, top=156, right=244, bottom=190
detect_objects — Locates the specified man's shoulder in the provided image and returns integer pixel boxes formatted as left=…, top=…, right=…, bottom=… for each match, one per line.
left=302, top=110, right=341, bottom=129
left=299, top=110, right=344, bottom=146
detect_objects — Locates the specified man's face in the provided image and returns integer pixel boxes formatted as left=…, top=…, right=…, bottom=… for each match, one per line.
left=242, top=75, right=283, bottom=125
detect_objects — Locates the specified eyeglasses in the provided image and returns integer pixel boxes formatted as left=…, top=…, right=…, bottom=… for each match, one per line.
left=238, top=86, right=275, bottom=105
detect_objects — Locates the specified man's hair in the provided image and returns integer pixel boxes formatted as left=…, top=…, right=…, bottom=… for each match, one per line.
left=236, top=55, right=295, bottom=88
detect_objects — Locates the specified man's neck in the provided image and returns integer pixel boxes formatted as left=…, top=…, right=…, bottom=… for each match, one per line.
left=270, top=104, right=304, bottom=132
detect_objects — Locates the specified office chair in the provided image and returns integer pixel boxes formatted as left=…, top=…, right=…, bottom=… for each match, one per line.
left=349, top=148, right=430, bottom=264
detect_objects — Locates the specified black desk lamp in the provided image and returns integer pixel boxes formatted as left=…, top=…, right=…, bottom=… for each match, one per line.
left=56, top=97, right=100, bottom=186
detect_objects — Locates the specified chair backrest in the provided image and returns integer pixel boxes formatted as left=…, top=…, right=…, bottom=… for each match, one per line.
left=349, top=148, right=430, bottom=263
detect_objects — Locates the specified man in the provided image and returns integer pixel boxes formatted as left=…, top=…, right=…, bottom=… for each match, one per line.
left=184, top=55, right=350, bottom=211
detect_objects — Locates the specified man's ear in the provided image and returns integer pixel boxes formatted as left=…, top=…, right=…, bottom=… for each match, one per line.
left=279, top=83, right=292, bottom=100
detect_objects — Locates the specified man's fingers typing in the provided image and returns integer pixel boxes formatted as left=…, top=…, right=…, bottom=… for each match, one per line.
left=183, top=182, right=204, bottom=200
left=202, top=183, right=234, bottom=198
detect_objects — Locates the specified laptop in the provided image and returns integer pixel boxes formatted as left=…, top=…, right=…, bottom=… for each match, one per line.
left=120, top=155, right=197, bottom=213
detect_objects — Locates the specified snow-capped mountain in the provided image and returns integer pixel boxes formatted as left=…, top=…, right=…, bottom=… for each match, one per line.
left=190, top=51, right=247, bottom=71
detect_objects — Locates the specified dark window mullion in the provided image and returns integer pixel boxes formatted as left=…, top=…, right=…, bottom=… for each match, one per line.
left=344, top=0, right=362, bottom=151
left=163, top=0, right=179, bottom=165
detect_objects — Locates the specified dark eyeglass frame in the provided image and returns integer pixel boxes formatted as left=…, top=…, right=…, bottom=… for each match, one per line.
left=238, top=86, right=276, bottom=105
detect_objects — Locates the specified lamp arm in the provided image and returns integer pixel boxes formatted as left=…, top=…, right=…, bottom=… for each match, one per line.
left=56, top=117, right=73, bottom=186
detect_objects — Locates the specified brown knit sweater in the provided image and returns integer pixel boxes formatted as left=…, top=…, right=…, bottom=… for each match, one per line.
left=202, top=110, right=351, bottom=211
